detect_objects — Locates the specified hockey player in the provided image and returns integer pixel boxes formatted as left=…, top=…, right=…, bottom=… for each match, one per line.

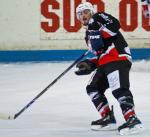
left=75, top=2, right=144, bottom=135
left=141, top=0, right=150, bottom=18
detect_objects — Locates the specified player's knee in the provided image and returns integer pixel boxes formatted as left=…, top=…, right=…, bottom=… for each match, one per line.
left=86, top=85, right=95, bottom=95
left=86, top=85, right=99, bottom=96
left=86, top=85, right=101, bottom=101
left=112, top=88, right=134, bottom=108
left=112, top=88, right=133, bottom=99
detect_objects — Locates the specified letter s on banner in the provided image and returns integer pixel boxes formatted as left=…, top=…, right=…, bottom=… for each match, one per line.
left=41, top=0, right=60, bottom=32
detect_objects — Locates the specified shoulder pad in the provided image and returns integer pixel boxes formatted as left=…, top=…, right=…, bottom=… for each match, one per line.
left=88, top=12, right=103, bottom=30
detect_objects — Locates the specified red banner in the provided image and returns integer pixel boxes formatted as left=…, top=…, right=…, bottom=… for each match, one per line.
left=40, top=0, right=150, bottom=40
left=40, top=0, right=150, bottom=39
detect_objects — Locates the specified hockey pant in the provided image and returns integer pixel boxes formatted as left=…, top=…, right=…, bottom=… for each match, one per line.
left=86, top=60, right=135, bottom=121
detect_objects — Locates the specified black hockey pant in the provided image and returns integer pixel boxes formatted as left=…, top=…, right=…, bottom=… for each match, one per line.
left=86, top=60, right=135, bottom=120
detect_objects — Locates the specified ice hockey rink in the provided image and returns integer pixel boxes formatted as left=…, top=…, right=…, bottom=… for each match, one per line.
left=0, top=61, right=150, bottom=137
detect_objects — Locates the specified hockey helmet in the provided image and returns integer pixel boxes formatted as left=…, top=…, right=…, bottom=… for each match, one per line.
left=76, top=2, right=95, bottom=19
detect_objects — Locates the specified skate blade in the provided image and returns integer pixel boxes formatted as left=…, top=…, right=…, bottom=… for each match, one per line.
left=119, top=124, right=144, bottom=135
left=91, top=123, right=117, bottom=131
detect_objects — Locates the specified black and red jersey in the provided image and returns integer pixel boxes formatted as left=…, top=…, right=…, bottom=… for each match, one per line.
left=85, top=12, right=132, bottom=66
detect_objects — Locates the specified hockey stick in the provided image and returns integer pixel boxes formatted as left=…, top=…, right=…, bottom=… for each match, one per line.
left=0, top=50, right=89, bottom=120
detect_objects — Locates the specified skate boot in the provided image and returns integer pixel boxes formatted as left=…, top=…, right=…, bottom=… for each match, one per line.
left=118, top=115, right=144, bottom=135
left=91, top=106, right=117, bottom=131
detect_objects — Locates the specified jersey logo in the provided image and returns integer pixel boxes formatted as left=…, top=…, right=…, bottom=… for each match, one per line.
left=89, top=35, right=101, bottom=40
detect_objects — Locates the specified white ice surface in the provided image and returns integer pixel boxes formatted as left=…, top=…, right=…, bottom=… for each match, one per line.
left=0, top=61, right=150, bottom=137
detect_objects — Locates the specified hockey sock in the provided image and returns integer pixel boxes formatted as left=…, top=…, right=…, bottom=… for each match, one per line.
left=123, top=109, right=136, bottom=121
left=86, top=88, right=110, bottom=117
left=112, top=88, right=135, bottom=121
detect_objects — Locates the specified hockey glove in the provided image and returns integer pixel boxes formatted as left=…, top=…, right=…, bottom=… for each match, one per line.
left=75, top=59, right=96, bottom=75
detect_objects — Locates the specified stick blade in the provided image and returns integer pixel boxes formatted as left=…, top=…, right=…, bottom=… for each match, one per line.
left=0, top=113, right=14, bottom=120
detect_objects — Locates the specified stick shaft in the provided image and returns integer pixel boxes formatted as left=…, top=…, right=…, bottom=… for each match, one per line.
left=14, top=50, right=89, bottom=119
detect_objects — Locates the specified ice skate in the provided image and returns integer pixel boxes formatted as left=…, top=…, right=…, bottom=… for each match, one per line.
left=118, top=115, right=144, bottom=135
left=91, top=106, right=117, bottom=131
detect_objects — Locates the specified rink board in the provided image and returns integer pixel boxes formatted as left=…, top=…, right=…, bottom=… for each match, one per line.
left=0, top=49, right=150, bottom=62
